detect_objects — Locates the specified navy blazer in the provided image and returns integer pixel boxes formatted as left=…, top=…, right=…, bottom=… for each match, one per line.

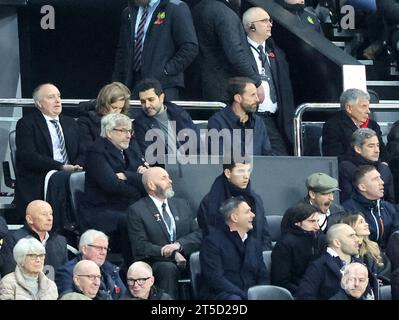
left=15, top=108, right=80, bottom=221
left=295, top=252, right=347, bottom=300
left=200, top=224, right=269, bottom=300
left=82, top=137, right=145, bottom=209
left=127, top=196, right=201, bottom=263
left=113, top=0, right=198, bottom=91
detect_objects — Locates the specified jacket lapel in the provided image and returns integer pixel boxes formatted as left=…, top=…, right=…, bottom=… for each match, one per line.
left=35, top=110, right=54, bottom=156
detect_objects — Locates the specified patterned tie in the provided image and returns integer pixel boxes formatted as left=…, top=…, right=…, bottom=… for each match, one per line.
left=50, top=120, right=68, bottom=164
left=162, top=202, right=175, bottom=241
left=133, top=6, right=149, bottom=72
left=258, top=44, right=277, bottom=103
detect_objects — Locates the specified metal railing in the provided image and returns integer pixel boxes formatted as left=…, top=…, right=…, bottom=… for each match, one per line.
left=294, top=103, right=399, bottom=156
left=0, top=98, right=225, bottom=110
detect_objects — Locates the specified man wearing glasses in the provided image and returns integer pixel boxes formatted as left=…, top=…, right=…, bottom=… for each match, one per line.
left=197, top=160, right=272, bottom=251
left=80, top=112, right=147, bottom=264
left=56, top=229, right=126, bottom=300
left=122, top=261, right=172, bottom=300
left=242, top=7, right=295, bottom=156
left=60, top=260, right=102, bottom=300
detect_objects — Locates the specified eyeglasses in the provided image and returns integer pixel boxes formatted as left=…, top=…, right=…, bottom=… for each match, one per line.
left=26, top=253, right=45, bottom=261
left=77, top=274, right=102, bottom=281
left=112, top=128, right=133, bottom=135
left=127, top=277, right=151, bottom=286
left=251, top=18, right=273, bottom=24
left=87, top=244, right=110, bottom=252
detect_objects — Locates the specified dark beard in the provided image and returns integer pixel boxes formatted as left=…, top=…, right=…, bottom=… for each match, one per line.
left=134, top=0, right=150, bottom=7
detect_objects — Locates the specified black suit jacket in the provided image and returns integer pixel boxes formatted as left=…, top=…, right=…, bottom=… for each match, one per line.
left=193, top=0, right=261, bottom=102
left=113, top=0, right=198, bottom=91
left=127, top=196, right=201, bottom=263
left=15, top=108, right=80, bottom=220
left=248, top=38, right=296, bottom=146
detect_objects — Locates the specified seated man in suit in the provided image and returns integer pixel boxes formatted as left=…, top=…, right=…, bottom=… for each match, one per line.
left=14, top=83, right=82, bottom=223
left=322, top=88, right=387, bottom=161
left=133, top=78, right=200, bottom=164
left=0, top=200, right=67, bottom=278
left=80, top=112, right=146, bottom=235
left=200, top=196, right=269, bottom=300
left=197, top=160, right=272, bottom=250
left=55, top=229, right=126, bottom=300
left=296, top=223, right=361, bottom=300
left=127, top=166, right=201, bottom=299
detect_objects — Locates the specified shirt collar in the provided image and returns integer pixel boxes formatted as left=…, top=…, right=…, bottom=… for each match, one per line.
left=42, top=113, right=60, bottom=122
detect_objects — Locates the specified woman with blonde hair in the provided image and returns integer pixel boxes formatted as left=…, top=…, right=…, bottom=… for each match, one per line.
left=0, top=237, right=58, bottom=300
left=339, top=212, right=391, bottom=282
left=77, top=82, right=132, bottom=161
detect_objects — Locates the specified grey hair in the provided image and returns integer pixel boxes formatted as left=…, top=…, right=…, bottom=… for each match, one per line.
left=13, top=237, right=46, bottom=267
left=100, top=113, right=132, bottom=137
left=351, top=128, right=377, bottom=148
left=340, top=88, right=370, bottom=110
left=78, top=229, right=108, bottom=252
left=219, top=196, right=246, bottom=222
left=32, top=83, right=55, bottom=104
left=128, top=261, right=153, bottom=276
left=242, top=7, right=265, bottom=31
left=142, top=170, right=150, bottom=193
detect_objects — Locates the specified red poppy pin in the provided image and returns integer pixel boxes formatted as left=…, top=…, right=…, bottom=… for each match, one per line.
left=267, top=51, right=276, bottom=58
left=154, top=11, right=166, bottom=25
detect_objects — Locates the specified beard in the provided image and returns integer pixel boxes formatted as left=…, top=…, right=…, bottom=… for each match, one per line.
left=155, top=185, right=175, bottom=199
left=134, top=0, right=150, bottom=7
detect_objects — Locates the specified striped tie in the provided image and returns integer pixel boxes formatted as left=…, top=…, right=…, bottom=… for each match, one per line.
left=133, top=6, right=149, bottom=72
left=50, top=120, right=69, bottom=164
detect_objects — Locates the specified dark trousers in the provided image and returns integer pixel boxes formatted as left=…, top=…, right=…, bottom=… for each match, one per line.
left=257, top=113, right=290, bottom=156
left=152, top=261, right=180, bottom=299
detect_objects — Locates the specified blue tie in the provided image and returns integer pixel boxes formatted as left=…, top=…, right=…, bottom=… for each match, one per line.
left=133, top=6, right=149, bottom=72
left=50, top=120, right=68, bottom=164
left=162, top=202, right=175, bottom=241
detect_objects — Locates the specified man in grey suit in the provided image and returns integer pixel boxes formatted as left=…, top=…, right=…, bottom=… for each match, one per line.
left=127, top=167, right=201, bottom=299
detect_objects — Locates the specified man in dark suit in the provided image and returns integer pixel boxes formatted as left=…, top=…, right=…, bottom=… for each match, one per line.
left=193, top=0, right=264, bottom=103
left=242, top=7, right=296, bottom=155
left=112, top=0, right=198, bottom=100
left=134, top=78, right=200, bottom=164
left=15, top=83, right=82, bottom=223
left=322, top=88, right=387, bottom=161
left=200, top=196, right=269, bottom=300
left=127, top=166, right=201, bottom=299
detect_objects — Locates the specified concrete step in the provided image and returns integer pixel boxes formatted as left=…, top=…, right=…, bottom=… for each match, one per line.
left=367, top=80, right=399, bottom=100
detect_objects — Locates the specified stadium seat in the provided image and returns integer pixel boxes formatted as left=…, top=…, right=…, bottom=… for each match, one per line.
left=247, top=285, right=294, bottom=300
left=265, top=215, right=283, bottom=247
left=189, top=251, right=201, bottom=299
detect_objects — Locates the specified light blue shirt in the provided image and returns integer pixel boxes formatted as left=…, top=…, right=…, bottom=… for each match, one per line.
left=135, top=0, right=161, bottom=44
left=42, top=113, right=66, bottom=163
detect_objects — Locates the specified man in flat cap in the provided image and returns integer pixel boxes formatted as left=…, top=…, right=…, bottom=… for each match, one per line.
left=298, top=172, right=344, bottom=232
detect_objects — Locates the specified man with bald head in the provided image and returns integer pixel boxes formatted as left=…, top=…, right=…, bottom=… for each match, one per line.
left=296, top=223, right=360, bottom=299
left=14, top=83, right=82, bottom=223
left=0, top=200, right=67, bottom=277
left=242, top=6, right=295, bottom=155
left=60, top=260, right=102, bottom=300
left=127, top=167, right=201, bottom=299
left=330, top=262, right=376, bottom=300
left=122, top=261, right=172, bottom=300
